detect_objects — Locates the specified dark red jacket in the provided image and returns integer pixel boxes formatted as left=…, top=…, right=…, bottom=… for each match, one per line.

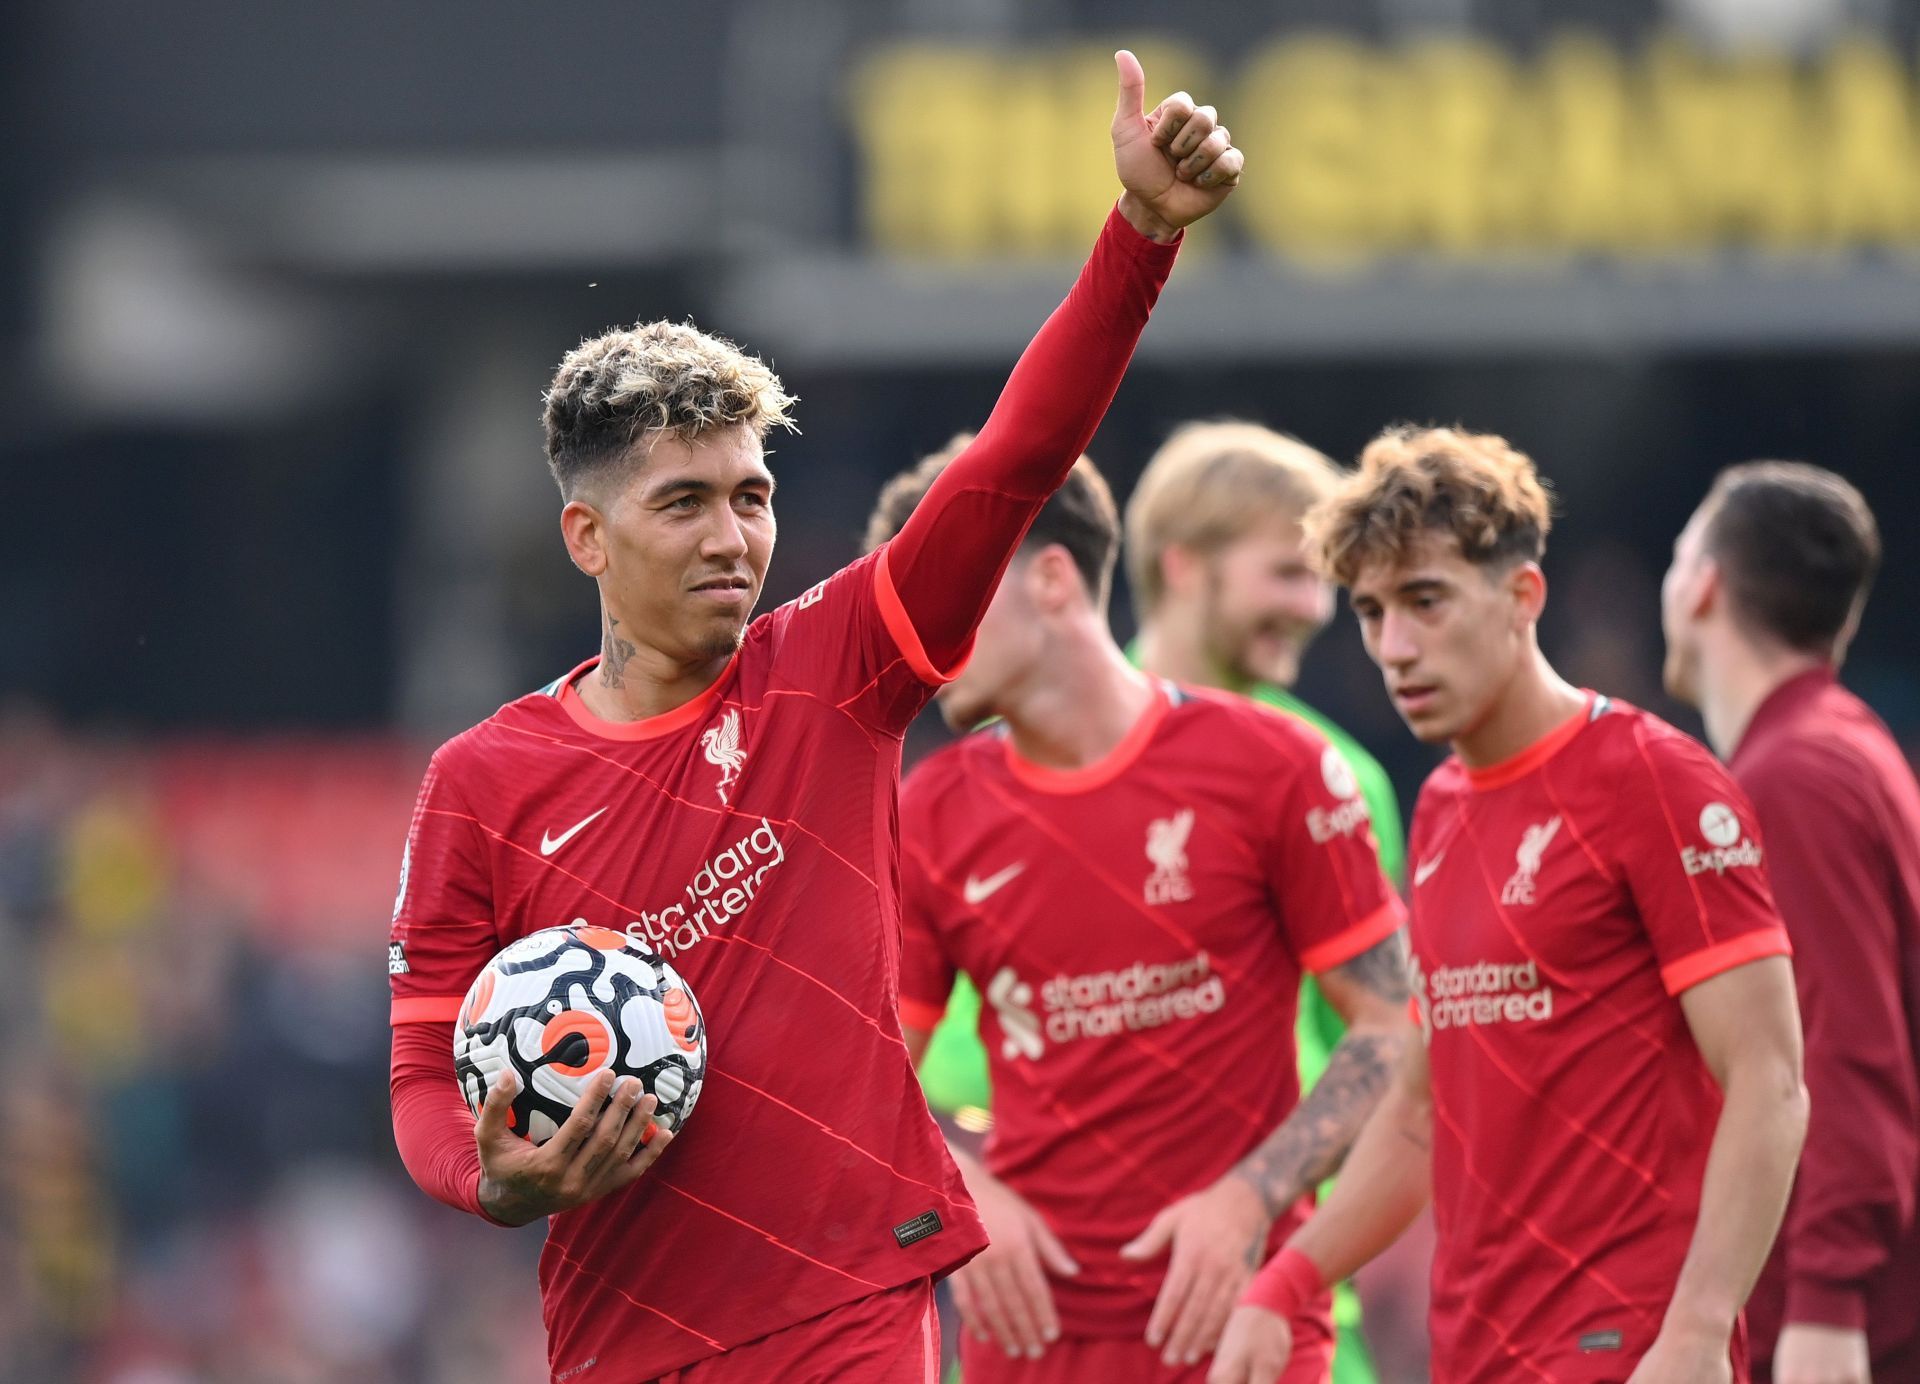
left=1735, top=667, right=1920, bottom=1371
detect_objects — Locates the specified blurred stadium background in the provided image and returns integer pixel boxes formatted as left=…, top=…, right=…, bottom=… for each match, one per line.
left=3, top=0, right=1918, bottom=1379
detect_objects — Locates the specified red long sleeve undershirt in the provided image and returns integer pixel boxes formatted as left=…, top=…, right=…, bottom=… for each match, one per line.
left=389, top=206, right=1179, bottom=1220
left=879, top=204, right=1178, bottom=672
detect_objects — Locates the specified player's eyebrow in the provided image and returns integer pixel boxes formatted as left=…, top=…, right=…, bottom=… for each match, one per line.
left=1394, top=577, right=1449, bottom=598
left=645, top=471, right=775, bottom=502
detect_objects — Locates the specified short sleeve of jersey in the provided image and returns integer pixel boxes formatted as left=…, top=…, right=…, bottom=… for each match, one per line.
left=1614, top=718, right=1792, bottom=995
left=896, top=776, right=960, bottom=1034
left=388, top=752, right=499, bottom=1025
left=769, top=546, right=970, bottom=737
left=1264, top=736, right=1406, bottom=976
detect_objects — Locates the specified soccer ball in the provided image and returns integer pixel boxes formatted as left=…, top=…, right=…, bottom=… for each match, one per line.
left=452, top=922, right=707, bottom=1145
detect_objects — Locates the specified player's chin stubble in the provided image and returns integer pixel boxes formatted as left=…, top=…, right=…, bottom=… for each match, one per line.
left=693, top=622, right=747, bottom=662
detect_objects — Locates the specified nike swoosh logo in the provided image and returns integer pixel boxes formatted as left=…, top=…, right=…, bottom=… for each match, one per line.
left=1414, top=852, right=1446, bottom=887
left=963, top=862, right=1025, bottom=906
left=541, top=807, right=609, bottom=857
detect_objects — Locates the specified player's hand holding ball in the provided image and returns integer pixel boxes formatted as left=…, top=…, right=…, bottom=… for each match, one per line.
left=474, top=1068, right=673, bottom=1226
left=1207, top=1304, right=1294, bottom=1384
left=1111, top=48, right=1244, bottom=244
left=454, top=923, right=707, bottom=1226
left=949, top=1167, right=1081, bottom=1360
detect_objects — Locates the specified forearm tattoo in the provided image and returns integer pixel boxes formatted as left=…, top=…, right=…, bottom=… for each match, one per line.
left=1231, top=932, right=1412, bottom=1219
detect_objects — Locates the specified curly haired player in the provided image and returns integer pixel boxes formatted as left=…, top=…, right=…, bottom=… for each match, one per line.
left=1213, top=427, right=1807, bottom=1384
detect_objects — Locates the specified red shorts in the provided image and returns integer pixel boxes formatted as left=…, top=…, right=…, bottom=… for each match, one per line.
left=957, top=1311, right=1335, bottom=1384
left=650, top=1278, right=938, bottom=1384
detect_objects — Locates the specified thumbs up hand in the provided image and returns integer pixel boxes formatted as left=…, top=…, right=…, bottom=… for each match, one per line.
left=1111, top=48, right=1244, bottom=242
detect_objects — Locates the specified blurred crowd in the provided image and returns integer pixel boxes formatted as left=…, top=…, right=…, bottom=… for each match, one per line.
left=0, top=709, right=548, bottom=1384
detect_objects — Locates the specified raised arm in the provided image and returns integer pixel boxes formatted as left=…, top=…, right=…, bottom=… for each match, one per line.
left=883, top=51, right=1242, bottom=672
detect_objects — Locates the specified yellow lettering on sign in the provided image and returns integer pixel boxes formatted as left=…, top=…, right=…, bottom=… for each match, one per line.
left=1400, top=39, right=1536, bottom=255
left=1235, top=35, right=1386, bottom=263
left=1536, top=35, right=1633, bottom=253
left=850, top=33, right=1920, bottom=261
left=1815, top=38, right=1918, bottom=243
left=849, top=41, right=1211, bottom=259
left=1645, top=39, right=1809, bottom=249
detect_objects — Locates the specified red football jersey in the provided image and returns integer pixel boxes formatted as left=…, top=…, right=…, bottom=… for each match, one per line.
left=390, top=550, right=987, bottom=1381
left=385, top=206, right=1180, bottom=1382
left=1407, top=694, right=1791, bottom=1382
left=898, top=684, right=1404, bottom=1337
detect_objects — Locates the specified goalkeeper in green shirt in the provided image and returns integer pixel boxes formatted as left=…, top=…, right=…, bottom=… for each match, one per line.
left=915, top=422, right=1403, bottom=1384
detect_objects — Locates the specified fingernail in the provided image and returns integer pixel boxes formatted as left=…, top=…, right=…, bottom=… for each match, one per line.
left=1027, top=1347, right=1043, bottom=1360
left=1006, top=1347, right=1020, bottom=1359
left=1044, top=1328, right=1059, bottom=1343
left=1185, top=1352, right=1199, bottom=1365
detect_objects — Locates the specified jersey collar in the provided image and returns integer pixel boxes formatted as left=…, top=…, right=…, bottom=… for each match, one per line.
left=1003, top=681, right=1172, bottom=794
left=1732, top=664, right=1837, bottom=763
left=552, top=655, right=736, bottom=741
left=1464, top=690, right=1602, bottom=791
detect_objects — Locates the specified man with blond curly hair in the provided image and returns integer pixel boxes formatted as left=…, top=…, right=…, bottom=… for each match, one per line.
left=386, top=52, right=1244, bottom=1384
left=1211, top=427, right=1809, bottom=1384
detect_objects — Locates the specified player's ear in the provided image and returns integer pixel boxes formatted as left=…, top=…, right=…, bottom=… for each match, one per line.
left=1159, top=544, right=1202, bottom=602
left=561, top=498, right=610, bottom=577
left=1028, top=545, right=1084, bottom=613
left=1508, top=560, right=1547, bottom=628
left=1689, top=556, right=1722, bottom=621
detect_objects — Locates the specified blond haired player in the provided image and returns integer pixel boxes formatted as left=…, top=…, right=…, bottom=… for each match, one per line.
left=1211, top=427, right=1807, bottom=1384
left=1127, top=422, right=1405, bottom=1384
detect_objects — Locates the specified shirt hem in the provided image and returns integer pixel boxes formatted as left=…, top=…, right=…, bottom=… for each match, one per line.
left=899, top=995, right=947, bottom=1033
left=546, top=1226, right=987, bottom=1381
left=1783, top=1276, right=1870, bottom=1331
left=874, top=545, right=973, bottom=686
left=1299, top=900, right=1408, bottom=975
left=392, top=995, right=464, bottom=1025
left=1659, top=928, right=1793, bottom=995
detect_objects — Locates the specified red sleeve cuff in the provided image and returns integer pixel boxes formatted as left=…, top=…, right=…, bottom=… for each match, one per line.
left=392, top=995, right=464, bottom=1025
left=1299, top=900, right=1407, bottom=976
left=874, top=544, right=974, bottom=686
left=1659, top=928, right=1793, bottom=995
left=1104, top=201, right=1185, bottom=260
left=899, top=995, right=948, bottom=1035
left=1784, top=1276, right=1870, bottom=1331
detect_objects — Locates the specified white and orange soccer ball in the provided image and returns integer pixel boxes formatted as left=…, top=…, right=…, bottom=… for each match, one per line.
left=452, top=922, right=708, bottom=1145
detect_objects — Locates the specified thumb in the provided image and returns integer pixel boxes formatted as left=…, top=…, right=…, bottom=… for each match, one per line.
left=1119, top=1206, right=1175, bottom=1261
left=474, top=1071, right=519, bottom=1143
left=1031, top=1214, right=1081, bottom=1277
left=1112, top=49, right=1146, bottom=130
